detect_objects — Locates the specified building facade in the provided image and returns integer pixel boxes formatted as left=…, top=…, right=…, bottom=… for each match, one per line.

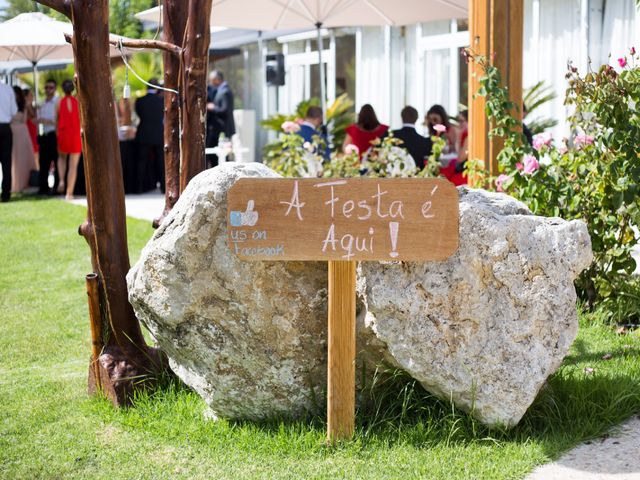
left=210, top=0, right=638, bottom=161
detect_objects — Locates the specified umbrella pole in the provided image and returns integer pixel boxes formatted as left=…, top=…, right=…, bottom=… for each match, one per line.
left=32, top=62, right=39, bottom=108
left=316, top=22, right=326, bottom=118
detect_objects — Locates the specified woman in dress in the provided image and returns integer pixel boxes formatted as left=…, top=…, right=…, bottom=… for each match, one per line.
left=424, top=104, right=458, bottom=151
left=342, top=104, right=388, bottom=158
left=10, top=87, right=37, bottom=193
left=23, top=89, right=39, bottom=169
left=56, top=79, right=82, bottom=200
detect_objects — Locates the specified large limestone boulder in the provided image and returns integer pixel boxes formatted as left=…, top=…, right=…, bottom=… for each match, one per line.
left=357, top=188, right=593, bottom=426
left=128, top=163, right=593, bottom=426
left=128, top=163, right=329, bottom=420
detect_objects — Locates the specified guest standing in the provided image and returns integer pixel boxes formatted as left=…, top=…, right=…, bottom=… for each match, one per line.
left=10, top=87, right=37, bottom=193
left=297, top=105, right=329, bottom=160
left=392, top=106, right=432, bottom=169
left=56, top=79, right=82, bottom=200
left=424, top=104, right=457, bottom=152
left=343, top=104, right=388, bottom=158
left=24, top=89, right=39, bottom=171
left=37, top=79, right=59, bottom=195
left=206, top=70, right=235, bottom=168
left=0, top=80, right=17, bottom=202
left=135, top=79, right=164, bottom=192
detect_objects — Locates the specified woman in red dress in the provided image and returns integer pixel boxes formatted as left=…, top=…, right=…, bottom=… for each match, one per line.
left=56, top=79, right=82, bottom=200
left=23, top=89, right=39, bottom=165
left=342, top=104, right=388, bottom=159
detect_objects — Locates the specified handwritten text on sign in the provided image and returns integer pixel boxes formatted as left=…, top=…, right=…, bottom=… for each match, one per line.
left=227, top=178, right=459, bottom=261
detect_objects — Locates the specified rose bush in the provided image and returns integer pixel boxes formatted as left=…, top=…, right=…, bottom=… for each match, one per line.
left=472, top=48, right=640, bottom=305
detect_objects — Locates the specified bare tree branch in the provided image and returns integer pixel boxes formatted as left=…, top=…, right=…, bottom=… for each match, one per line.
left=108, top=35, right=182, bottom=56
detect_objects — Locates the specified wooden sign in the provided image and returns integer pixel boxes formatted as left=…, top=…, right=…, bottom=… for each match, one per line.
left=227, top=177, right=459, bottom=443
left=227, top=178, right=459, bottom=262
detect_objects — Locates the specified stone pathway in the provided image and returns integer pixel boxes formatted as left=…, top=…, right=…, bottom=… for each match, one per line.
left=526, top=416, right=640, bottom=479
left=68, top=190, right=164, bottom=222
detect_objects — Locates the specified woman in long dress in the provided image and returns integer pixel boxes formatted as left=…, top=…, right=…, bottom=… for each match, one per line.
left=56, top=79, right=82, bottom=200
left=24, top=89, right=39, bottom=170
left=10, top=87, right=37, bottom=193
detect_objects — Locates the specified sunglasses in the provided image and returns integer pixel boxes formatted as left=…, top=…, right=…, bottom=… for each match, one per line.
left=45, top=85, right=55, bottom=90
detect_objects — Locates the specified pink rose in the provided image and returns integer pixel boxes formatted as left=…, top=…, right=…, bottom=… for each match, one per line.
left=495, top=174, right=510, bottom=192
left=618, top=57, right=627, bottom=68
left=515, top=162, right=524, bottom=171
left=281, top=121, right=301, bottom=133
left=532, top=132, right=553, bottom=151
left=345, top=144, right=359, bottom=155
left=433, top=124, right=447, bottom=134
left=574, top=134, right=594, bottom=147
left=558, top=146, right=568, bottom=155
left=523, top=154, right=539, bottom=175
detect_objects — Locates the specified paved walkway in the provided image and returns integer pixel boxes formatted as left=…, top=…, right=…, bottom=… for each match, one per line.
left=526, top=417, right=640, bottom=480
left=68, top=191, right=164, bottom=222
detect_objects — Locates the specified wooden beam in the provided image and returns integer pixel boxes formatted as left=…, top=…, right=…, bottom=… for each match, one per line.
left=327, top=260, right=356, bottom=442
left=469, top=0, right=524, bottom=180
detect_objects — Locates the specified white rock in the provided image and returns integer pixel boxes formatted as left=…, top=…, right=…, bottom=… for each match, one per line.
left=128, top=164, right=593, bottom=427
left=127, top=163, right=329, bottom=420
left=357, top=187, right=593, bottom=426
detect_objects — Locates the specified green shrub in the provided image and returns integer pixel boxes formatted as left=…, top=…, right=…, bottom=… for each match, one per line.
left=472, top=48, right=640, bottom=306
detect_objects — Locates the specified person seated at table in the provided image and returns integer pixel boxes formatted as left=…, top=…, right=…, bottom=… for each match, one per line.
left=439, top=109, right=469, bottom=186
left=343, top=104, right=388, bottom=158
left=392, top=106, right=432, bottom=169
left=424, top=104, right=457, bottom=152
left=297, top=105, right=329, bottom=160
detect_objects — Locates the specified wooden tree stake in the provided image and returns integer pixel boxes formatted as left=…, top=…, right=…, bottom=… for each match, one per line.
left=327, top=260, right=356, bottom=442
left=85, top=273, right=103, bottom=393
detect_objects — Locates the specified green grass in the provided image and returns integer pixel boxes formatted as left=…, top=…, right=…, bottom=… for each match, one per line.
left=1, top=195, right=639, bottom=480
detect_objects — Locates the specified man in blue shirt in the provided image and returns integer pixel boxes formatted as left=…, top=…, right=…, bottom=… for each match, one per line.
left=298, top=106, right=329, bottom=160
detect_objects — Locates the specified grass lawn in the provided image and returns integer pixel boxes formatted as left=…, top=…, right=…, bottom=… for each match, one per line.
left=1, top=195, right=639, bottom=480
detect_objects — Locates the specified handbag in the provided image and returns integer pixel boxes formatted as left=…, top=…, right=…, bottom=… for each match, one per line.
left=28, top=169, right=39, bottom=187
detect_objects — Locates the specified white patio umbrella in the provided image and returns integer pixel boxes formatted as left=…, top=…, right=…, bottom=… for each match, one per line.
left=137, top=0, right=467, bottom=113
left=0, top=13, right=127, bottom=105
left=0, top=13, right=74, bottom=105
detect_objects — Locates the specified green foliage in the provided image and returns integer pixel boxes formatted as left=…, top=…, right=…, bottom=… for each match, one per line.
left=112, top=52, right=163, bottom=100
left=261, top=93, right=355, bottom=160
left=18, top=64, right=75, bottom=100
left=0, top=0, right=66, bottom=21
left=473, top=49, right=640, bottom=306
left=109, top=0, right=156, bottom=39
left=265, top=124, right=325, bottom=178
left=524, top=80, right=558, bottom=134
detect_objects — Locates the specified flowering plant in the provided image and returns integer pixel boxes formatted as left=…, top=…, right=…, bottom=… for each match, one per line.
left=361, top=135, right=417, bottom=178
left=266, top=121, right=326, bottom=178
left=472, top=47, right=640, bottom=304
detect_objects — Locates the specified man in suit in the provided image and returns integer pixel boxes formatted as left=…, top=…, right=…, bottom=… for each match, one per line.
left=135, top=79, right=164, bottom=192
left=0, top=79, right=17, bottom=202
left=206, top=70, right=235, bottom=168
left=392, top=106, right=432, bottom=169
left=297, top=106, right=329, bottom=160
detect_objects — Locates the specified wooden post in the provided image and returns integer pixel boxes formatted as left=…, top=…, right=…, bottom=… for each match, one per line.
left=469, top=0, right=524, bottom=179
left=153, top=0, right=188, bottom=228
left=327, top=260, right=356, bottom=442
left=86, top=273, right=103, bottom=392
left=179, top=0, right=213, bottom=192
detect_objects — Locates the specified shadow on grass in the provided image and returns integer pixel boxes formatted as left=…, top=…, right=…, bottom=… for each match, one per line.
left=565, top=337, right=640, bottom=365
left=130, top=364, right=638, bottom=457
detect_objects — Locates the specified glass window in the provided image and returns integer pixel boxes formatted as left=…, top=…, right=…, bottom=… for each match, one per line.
left=421, top=20, right=451, bottom=36
left=286, top=40, right=306, bottom=54
left=458, top=47, right=469, bottom=109
left=310, top=37, right=330, bottom=52
left=335, top=34, right=356, bottom=104
left=456, top=18, right=469, bottom=32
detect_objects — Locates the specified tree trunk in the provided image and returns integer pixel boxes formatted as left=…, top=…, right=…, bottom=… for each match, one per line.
left=153, top=0, right=188, bottom=228
left=179, top=0, right=213, bottom=192
left=39, top=0, right=165, bottom=406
